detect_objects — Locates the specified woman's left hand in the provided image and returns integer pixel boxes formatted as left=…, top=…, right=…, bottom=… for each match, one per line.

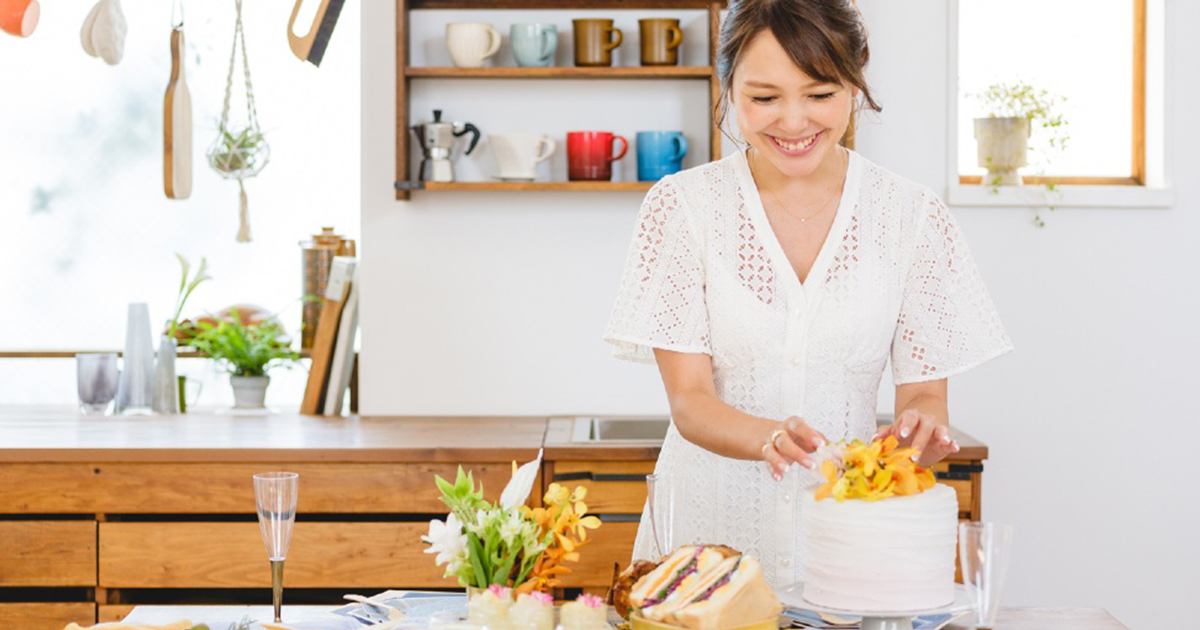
left=874, top=408, right=959, bottom=468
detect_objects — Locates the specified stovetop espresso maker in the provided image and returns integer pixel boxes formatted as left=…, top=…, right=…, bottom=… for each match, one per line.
left=412, top=109, right=481, bottom=182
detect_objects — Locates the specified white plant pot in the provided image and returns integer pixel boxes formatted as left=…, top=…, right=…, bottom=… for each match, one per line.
left=974, top=116, right=1031, bottom=186
left=230, top=375, right=270, bottom=409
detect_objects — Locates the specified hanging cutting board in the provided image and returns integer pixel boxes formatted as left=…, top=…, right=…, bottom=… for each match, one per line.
left=164, top=25, right=192, bottom=199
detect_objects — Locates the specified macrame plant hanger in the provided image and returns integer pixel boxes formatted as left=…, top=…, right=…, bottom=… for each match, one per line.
left=207, top=0, right=269, bottom=243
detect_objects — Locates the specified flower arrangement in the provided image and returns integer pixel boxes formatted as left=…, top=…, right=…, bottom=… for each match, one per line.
left=814, top=435, right=935, bottom=502
left=421, top=451, right=602, bottom=592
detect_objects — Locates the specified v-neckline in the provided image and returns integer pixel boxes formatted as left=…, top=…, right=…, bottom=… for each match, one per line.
left=736, top=148, right=861, bottom=300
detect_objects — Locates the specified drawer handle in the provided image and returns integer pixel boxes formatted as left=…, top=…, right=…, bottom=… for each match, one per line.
left=553, top=472, right=647, bottom=483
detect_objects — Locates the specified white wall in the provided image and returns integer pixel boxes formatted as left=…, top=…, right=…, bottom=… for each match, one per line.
left=362, top=2, right=1198, bottom=628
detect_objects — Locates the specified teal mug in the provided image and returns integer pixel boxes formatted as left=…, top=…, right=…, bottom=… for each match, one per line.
left=510, top=23, right=557, bottom=67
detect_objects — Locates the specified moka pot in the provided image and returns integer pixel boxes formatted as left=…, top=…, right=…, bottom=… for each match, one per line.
left=412, top=109, right=481, bottom=182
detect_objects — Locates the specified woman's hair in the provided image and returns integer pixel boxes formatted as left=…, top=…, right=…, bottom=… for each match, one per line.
left=716, top=0, right=882, bottom=134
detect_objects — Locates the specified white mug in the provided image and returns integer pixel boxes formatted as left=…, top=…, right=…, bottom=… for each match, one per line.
left=446, top=22, right=502, bottom=68
left=490, top=133, right=556, bottom=180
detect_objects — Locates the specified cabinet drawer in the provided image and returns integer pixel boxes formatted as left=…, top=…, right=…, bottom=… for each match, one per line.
left=558, top=521, right=639, bottom=588
left=551, top=461, right=655, bottom=514
left=0, top=521, right=96, bottom=586
left=0, top=462, right=517, bottom=514
left=0, top=603, right=95, bottom=630
left=930, top=462, right=977, bottom=518
left=100, top=522, right=458, bottom=588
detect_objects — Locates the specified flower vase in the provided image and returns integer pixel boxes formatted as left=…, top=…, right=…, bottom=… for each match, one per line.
left=152, top=335, right=179, bottom=414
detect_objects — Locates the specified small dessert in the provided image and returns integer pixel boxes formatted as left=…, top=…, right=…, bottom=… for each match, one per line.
left=560, top=593, right=609, bottom=630
left=509, top=591, right=555, bottom=630
left=468, top=585, right=514, bottom=630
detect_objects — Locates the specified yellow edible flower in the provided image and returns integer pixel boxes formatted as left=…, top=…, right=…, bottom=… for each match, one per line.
left=815, top=435, right=936, bottom=502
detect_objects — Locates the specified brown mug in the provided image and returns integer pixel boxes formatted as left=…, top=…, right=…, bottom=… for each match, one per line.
left=573, top=19, right=623, bottom=67
left=639, top=18, right=683, bottom=66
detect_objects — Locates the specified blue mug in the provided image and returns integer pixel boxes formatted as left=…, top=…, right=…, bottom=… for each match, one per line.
left=636, top=131, right=689, bottom=181
left=510, top=23, right=557, bottom=67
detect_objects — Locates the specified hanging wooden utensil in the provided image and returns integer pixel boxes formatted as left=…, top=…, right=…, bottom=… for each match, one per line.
left=287, top=0, right=346, bottom=67
left=164, top=0, right=192, bottom=199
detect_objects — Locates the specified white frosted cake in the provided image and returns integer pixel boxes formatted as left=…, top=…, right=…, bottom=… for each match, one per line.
left=799, top=482, right=958, bottom=612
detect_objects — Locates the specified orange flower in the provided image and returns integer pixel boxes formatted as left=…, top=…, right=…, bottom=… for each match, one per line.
left=515, top=483, right=602, bottom=594
left=815, top=436, right=937, bottom=502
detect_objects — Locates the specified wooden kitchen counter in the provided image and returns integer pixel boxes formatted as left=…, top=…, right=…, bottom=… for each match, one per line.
left=0, top=410, right=989, bottom=630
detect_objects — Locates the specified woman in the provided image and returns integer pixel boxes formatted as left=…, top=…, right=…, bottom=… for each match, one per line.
left=603, top=0, right=1012, bottom=588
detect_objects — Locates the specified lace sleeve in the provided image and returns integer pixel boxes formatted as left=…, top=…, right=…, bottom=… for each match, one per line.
left=603, top=177, right=711, bottom=364
left=891, top=191, right=1013, bottom=384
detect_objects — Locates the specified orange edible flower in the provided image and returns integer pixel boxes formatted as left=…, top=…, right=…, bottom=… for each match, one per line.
left=815, top=436, right=937, bottom=502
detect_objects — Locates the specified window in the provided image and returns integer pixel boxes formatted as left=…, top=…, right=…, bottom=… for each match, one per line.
left=955, top=0, right=1150, bottom=187
left=0, top=2, right=360, bottom=405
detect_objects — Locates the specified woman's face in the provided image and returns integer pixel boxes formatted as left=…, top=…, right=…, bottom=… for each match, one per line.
left=732, top=30, right=855, bottom=181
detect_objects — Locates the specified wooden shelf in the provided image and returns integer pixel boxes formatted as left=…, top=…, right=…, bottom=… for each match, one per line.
left=405, top=66, right=714, bottom=79
left=397, top=181, right=654, bottom=192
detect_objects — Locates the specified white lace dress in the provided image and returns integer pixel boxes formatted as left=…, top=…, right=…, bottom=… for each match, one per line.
left=602, top=149, right=1012, bottom=588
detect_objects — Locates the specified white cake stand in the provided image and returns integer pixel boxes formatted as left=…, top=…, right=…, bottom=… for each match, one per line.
left=778, top=582, right=971, bottom=630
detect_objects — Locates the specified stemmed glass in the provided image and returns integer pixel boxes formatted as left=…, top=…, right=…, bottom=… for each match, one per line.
left=254, top=472, right=298, bottom=623
left=958, top=522, right=1014, bottom=630
left=645, top=474, right=687, bottom=557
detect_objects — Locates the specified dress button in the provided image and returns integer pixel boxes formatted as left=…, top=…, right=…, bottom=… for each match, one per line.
left=792, top=308, right=801, bottom=317
left=791, top=357, right=800, bottom=367
left=783, top=493, right=792, bottom=504
left=781, top=557, right=791, bottom=568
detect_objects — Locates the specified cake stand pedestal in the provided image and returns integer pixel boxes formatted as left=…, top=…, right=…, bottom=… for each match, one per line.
left=779, top=582, right=971, bottom=630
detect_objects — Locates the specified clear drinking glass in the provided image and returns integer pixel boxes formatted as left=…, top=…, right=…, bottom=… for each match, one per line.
left=958, top=522, right=1014, bottom=629
left=76, top=353, right=119, bottom=415
left=254, top=472, right=299, bottom=623
left=646, top=474, right=687, bottom=558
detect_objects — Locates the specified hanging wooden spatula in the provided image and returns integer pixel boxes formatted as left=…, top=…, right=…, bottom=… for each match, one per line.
left=164, top=1, right=191, bottom=199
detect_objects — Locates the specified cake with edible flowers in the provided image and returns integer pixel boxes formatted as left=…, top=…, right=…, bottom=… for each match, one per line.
left=468, top=585, right=514, bottom=630
left=509, top=591, right=554, bottom=630
left=800, top=436, right=958, bottom=612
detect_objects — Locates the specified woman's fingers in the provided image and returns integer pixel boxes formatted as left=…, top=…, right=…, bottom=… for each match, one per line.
left=760, top=439, right=790, bottom=481
left=774, top=431, right=817, bottom=471
left=892, top=409, right=920, bottom=444
left=917, top=424, right=959, bottom=467
left=909, top=416, right=938, bottom=460
left=783, top=416, right=827, bottom=453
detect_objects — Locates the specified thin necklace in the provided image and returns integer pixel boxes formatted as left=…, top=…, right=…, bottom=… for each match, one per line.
left=750, top=147, right=848, bottom=224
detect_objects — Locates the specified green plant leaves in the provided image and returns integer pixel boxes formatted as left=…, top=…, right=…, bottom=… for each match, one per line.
left=189, top=309, right=298, bottom=377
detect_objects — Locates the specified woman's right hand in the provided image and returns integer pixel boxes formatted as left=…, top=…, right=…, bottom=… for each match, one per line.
left=761, top=416, right=827, bottom=481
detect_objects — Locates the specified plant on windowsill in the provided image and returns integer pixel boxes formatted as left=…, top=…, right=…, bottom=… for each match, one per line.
left=189, top=309, right=299, bottom=409
left=971, top=81, right=1070, bottom=227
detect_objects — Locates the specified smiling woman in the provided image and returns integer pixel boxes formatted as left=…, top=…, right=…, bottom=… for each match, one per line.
left=602, top=0, right=1012, bottom=588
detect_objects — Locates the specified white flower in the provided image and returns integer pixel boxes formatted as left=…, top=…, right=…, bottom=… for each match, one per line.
left=500, top=448, right=543, bottom=510
left=421, top=512, right=468, bottom=572
left=499, top=509, right=525, bottom=546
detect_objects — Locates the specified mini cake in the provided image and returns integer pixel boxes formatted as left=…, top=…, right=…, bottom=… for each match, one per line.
left=799, top=437, right=958, bottom=612
left=560, top=593, right=608, bottom=630
left=468, top=585, right=514, bottom=630
left=509, top=591, right=555, bottom=630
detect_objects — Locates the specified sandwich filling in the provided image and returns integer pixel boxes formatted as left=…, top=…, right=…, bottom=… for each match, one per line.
left=642, top=545, right=707, bottom=607
left=690, top=557, right=742, bottom=604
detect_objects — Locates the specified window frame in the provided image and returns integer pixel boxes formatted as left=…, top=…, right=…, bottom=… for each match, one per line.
left=945, top=0, right=1173, bottom=209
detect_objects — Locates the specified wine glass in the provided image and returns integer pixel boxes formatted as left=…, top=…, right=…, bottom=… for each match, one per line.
left=958, top=522, right=1014, bottom=630
left=645, top=474, right=687, bottom=557
left=254, top=472, right=298, bottom=623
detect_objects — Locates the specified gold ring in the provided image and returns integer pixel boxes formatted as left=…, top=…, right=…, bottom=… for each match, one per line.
left=769, top=428, right=787, bottom=449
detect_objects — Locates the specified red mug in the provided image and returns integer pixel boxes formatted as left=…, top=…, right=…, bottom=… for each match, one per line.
left=567, top=131, right=628, bottom=181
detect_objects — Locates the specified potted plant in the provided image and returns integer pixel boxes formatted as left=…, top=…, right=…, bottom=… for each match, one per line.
left=972, top=81, right=1068, bottom=187
left=189, top=310, right=299, bottom=409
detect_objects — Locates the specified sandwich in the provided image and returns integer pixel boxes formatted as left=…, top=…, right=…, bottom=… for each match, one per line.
left=666, top=556, right=782, bottom=630
left=629, top=553, right=782, bottom=630
left=611, top=545, right=741, bottom=620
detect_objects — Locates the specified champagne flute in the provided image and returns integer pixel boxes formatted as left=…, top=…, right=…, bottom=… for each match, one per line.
left=254, top=472, right=298, bottom=623
left=958, top=522, right=1014, bottom=630
left=645, top=474, right=686, bottom=557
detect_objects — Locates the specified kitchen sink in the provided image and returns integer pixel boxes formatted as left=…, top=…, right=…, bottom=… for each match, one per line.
left=567, top=416, right=671, bottom=443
